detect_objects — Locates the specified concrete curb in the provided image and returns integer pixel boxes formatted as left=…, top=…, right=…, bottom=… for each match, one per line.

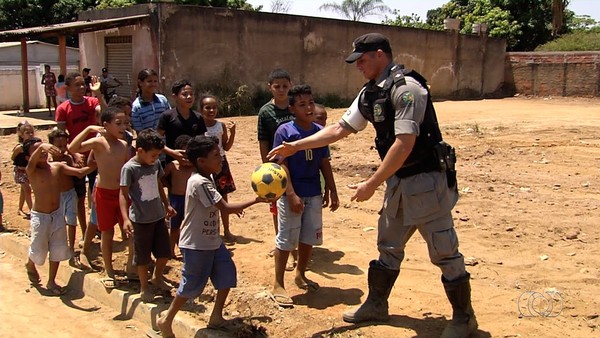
left=0, top=232, right=229, bottom=338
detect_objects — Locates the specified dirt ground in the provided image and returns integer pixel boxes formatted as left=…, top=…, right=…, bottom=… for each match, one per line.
left=1, top=96, right=599, bottom=338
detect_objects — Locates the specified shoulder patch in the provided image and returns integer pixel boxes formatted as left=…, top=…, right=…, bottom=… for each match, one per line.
left=402, top=92, right=414, bottom=105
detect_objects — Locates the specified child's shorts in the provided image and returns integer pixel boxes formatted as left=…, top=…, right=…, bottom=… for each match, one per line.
left=73, top=176, right=86, bottom=198
left=214, top=156, right=236, bottom=195
left=60, top=188, right=78, bottom=226
left=0, top=190, right=3, bottom=214
left=276, top=195, right=323, bottom=251
left=29, top=208, right=70, bottom=265
left=90, top=187, right=97, bottom=225
left=177, top=244, right=236, bottom=299
left=13, top=166, right=29, bottom=184
left=169, top=194, right=185, bottom=230
left=94, top=187, right=123, bottom=232
left=269, top=201, right=278, bottom=216
left=132, top=219, right=171, bottom=266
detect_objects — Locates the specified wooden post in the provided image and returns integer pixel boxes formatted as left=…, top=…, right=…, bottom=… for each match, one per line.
left=20, top=37, right=29, bottom=114
left=59, top=35, right=67, bottom=76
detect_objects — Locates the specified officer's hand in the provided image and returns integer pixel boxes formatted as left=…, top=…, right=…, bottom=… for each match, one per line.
left=267, top=142, right=298, bottom=163
left=348, top=181, right=376, bottom=202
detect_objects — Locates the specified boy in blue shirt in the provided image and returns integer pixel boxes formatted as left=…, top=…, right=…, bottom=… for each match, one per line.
left=270, top=84, right=339, bottom=307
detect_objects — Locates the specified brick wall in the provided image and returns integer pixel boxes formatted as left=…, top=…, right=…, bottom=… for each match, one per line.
left=505, top=52, right=600, bottom=97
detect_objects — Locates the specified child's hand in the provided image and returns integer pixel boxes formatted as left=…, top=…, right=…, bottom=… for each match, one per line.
left=255, top=196, right=271, bottom=203
left=41, top=143, right=62, bottom=157
left=90, top=76, right=101, bottom=93
left=87, top=125, right=106, bottom=135
left=123, top=220, right=133, bottom=239
left=288, top=192, right=304, bottom=214
left=226, top=120, right=236, bottom=133
left=329, top=190, right=340, bottom=212
left=165, top=205, right=177, bottom=219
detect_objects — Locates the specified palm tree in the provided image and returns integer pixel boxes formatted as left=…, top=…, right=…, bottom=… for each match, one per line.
left=319, top=0, right=391, bottom=22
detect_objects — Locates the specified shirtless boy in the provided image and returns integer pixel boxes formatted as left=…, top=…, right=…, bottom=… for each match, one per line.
left=68, top=106, right=130, bottom=288
left=24, top=137, right=94, bottom=295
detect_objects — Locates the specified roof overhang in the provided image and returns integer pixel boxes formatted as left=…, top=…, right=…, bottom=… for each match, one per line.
left=0, top=14, right=150, bottom=42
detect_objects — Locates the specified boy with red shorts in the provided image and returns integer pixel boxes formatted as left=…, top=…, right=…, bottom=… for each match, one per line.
left=68, top=106, right=130, bottom=288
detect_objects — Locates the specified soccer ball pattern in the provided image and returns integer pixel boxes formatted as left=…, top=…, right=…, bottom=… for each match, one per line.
left=251, top=163, right=288, bottom=199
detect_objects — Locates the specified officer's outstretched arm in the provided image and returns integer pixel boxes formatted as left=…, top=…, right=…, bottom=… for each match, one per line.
left=268, top=122, right=350, bottom=161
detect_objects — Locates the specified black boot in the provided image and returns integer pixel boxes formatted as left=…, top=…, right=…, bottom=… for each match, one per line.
left=342, top=260, right=399, bottom=323
left=441, top=273, right=478, bottom=338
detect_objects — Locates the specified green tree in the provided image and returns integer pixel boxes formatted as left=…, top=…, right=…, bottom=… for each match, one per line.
left=415, top=0, right=575, bottom=51
left=319, top=0, right=390, bottom=21
left=569, top=15, right=600, bottom=31
left=382, top=11, right=431, bottom=29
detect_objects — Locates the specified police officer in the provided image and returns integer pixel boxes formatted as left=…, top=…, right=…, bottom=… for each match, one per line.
left=268, top=33, right=476, bottom=338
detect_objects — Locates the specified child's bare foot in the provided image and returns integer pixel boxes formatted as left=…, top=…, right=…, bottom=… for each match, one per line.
left=156, top=315, right=174, bottom=338
left=46, top=281, right=67, bottom=296
left=69, top=255, right=91, bottom=270
left=25, top=263, right=41, bottom=284
left=80, top=252, right=101, bottom=271
left=207, top=315, right=227, bottom=329
left=150, top=278, right=172, bottom=291
left=294, top=275, right=320, bottom=292
left=140, top=288, right=155, bottom=302
left=223, top=232, right=236, bottom=244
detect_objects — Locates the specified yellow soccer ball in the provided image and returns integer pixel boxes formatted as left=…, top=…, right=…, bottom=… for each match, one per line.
left=251, top=163, right=288, bottom=199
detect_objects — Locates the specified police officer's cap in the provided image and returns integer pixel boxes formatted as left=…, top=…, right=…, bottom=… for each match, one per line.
left=102, top=67, right=108, bottom=73
left=345, top=33, right=392, bottom=64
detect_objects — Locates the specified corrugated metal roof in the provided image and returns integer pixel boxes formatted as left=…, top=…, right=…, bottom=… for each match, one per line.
left=0, top=14, right=149, bottom=41
left=0, top=40, right=79, bottom=51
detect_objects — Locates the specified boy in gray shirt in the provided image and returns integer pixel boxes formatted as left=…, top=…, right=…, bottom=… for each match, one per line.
left=120, top=129, right=175, bottom=302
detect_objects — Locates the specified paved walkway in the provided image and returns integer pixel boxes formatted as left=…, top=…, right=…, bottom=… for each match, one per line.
left=0, top=108, right=57, bottom=135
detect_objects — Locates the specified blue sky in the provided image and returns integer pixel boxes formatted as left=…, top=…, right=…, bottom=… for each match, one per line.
left=247, top=0, right=600, bottom=23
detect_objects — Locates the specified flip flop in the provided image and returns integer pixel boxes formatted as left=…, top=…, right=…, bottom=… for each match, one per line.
left=100, top=277, right=117, bottom=289
left=269, top=292, right=294, bottom=308
left=298, top=280, right=320, bottom=292
left=206, top=319, right=238, bottom=332
left=25, top=265, right=41, bottom=284
left=47, top=285, right=67, bottom=296
left=145, top=329, right=175, bottom=338
left=285, top=259, right=297, bottom=272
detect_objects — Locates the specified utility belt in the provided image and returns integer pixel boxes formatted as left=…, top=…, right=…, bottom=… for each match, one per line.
left=393, top=141, right=458, bottom=188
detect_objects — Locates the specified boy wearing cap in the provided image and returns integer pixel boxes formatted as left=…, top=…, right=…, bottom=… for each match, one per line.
left=268, top=33, right=476, bottom=337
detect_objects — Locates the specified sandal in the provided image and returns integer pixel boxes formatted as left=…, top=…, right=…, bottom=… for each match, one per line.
left=100, top=277, right=117, bottom=289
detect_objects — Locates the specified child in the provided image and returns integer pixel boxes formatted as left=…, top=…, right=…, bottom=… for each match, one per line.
left=200, top=94, right=237, bottom=242
left=256, top=68, right=297, bottom=269
left=157, top=79, right=206, bottom=164
left=162, top=134, right=195, bottom=258
left=56, top=72, right=106, bottom=254
left=24, top=137, right=94, bottom=295
left=47, top=128, right=89, bottom=269
left=80, top=96, right=134, bottom=271
left=314, top=103, right=328, bottom=127
left=120, top=129, right=175, bottom=302
left=68, top=106, right=131, bottom=289
left=131, top=68, right=170, bottom=133
left=270, top=84, right=339, bottom=307
left=157, top=135, right=265, bottom=337
left=41, top=64, right=57, bottom=117
left=11, top=121, right=34, bottom=218
left=56, top=74, right=67, bottom=105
